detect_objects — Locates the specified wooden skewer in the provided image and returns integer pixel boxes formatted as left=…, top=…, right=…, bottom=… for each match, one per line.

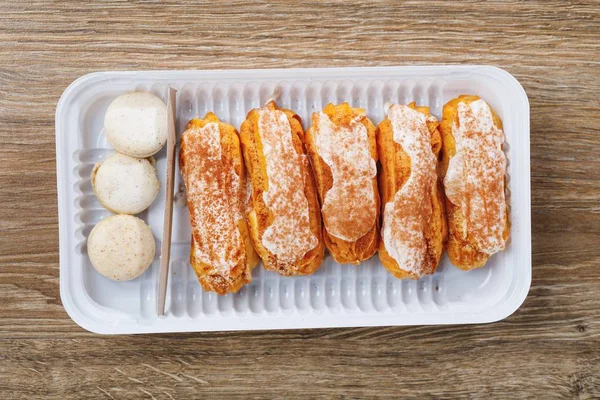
left=158, top=87, right=177, bottom=316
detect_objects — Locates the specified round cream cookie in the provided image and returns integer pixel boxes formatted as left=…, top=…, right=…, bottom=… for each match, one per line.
left=87, top=214, right=155, bottom=281
left=91, top=153, right=159, bottom=215
left=104, top=91, right=167, bottom=157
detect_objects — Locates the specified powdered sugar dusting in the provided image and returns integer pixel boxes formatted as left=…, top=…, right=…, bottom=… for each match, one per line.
left=180, top=122, right=245, bottom=276
left=382, top=105, right=438, bottom=276
left=258, top=107, right=318, bottom=263
left=445, top=99, right=507, bottom=254
left=312, top=111, right=377, bottom=242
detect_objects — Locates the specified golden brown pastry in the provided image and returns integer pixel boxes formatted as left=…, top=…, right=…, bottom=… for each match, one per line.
left=440, top=95, right=509, bottom=270
left=305, top=103, right=379, bottom=264
left=239, top=101, right=324, bottom=275
left=377, top=103, right=447, bottom=279
left=179, top=113, right=258, bottom=294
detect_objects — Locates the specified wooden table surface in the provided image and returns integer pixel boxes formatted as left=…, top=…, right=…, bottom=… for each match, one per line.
left=1, top=1, right=599, bottom=398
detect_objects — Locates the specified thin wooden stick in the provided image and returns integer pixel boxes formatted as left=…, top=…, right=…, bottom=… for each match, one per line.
left=158, top=87, right=177, bottom=316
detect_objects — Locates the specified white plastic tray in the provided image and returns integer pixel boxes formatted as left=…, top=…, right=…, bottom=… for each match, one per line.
left=56, top=66, right=531, bottom=334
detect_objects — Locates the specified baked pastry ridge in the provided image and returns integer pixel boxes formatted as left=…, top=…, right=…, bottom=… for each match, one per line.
left=441, top=95, right=509, bottom=270
left=179, top=113, right=257, bottom=294
left=378, top=103, right=446, bottom=278
left=306, top=102, right=379, bottom=264
left=240, top=101, right=324, bottom=275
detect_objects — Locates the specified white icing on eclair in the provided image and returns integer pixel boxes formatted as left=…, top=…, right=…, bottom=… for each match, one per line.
left=180, top=122, right=245, bottom=275
left=257, top=106, right=318, bottom=263
left=382, top=105, right=438, bottom=276
left=445, top=99, right=507, bottom=254
left=312, top=110, right=377, bottom=242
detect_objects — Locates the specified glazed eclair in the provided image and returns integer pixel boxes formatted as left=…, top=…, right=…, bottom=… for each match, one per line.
left=440, top=95, right=509, bottom=270
left=306, top=103, right=380, bottom=264
left=377, top=103, right=447, bottom=279
left=179, top=113, right=258, bottom=294
left=240, top=101, right=324, bottom=275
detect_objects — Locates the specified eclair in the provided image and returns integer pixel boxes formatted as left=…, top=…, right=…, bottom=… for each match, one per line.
left=377, top=103, right=447, bottom=278
left=179, top=113, right=258, bottom=294
left=306, top=103, right=380, bottom=264
left=440, top=95, right=509, bottom=270
left=240, top=101, right=324, bottom=276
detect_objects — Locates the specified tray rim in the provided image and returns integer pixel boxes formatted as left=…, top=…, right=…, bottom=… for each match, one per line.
left=56, top=65, right=531, bottom=334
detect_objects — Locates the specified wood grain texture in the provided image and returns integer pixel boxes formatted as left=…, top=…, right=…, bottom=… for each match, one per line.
left=0, top=0, right=599, bottom=398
